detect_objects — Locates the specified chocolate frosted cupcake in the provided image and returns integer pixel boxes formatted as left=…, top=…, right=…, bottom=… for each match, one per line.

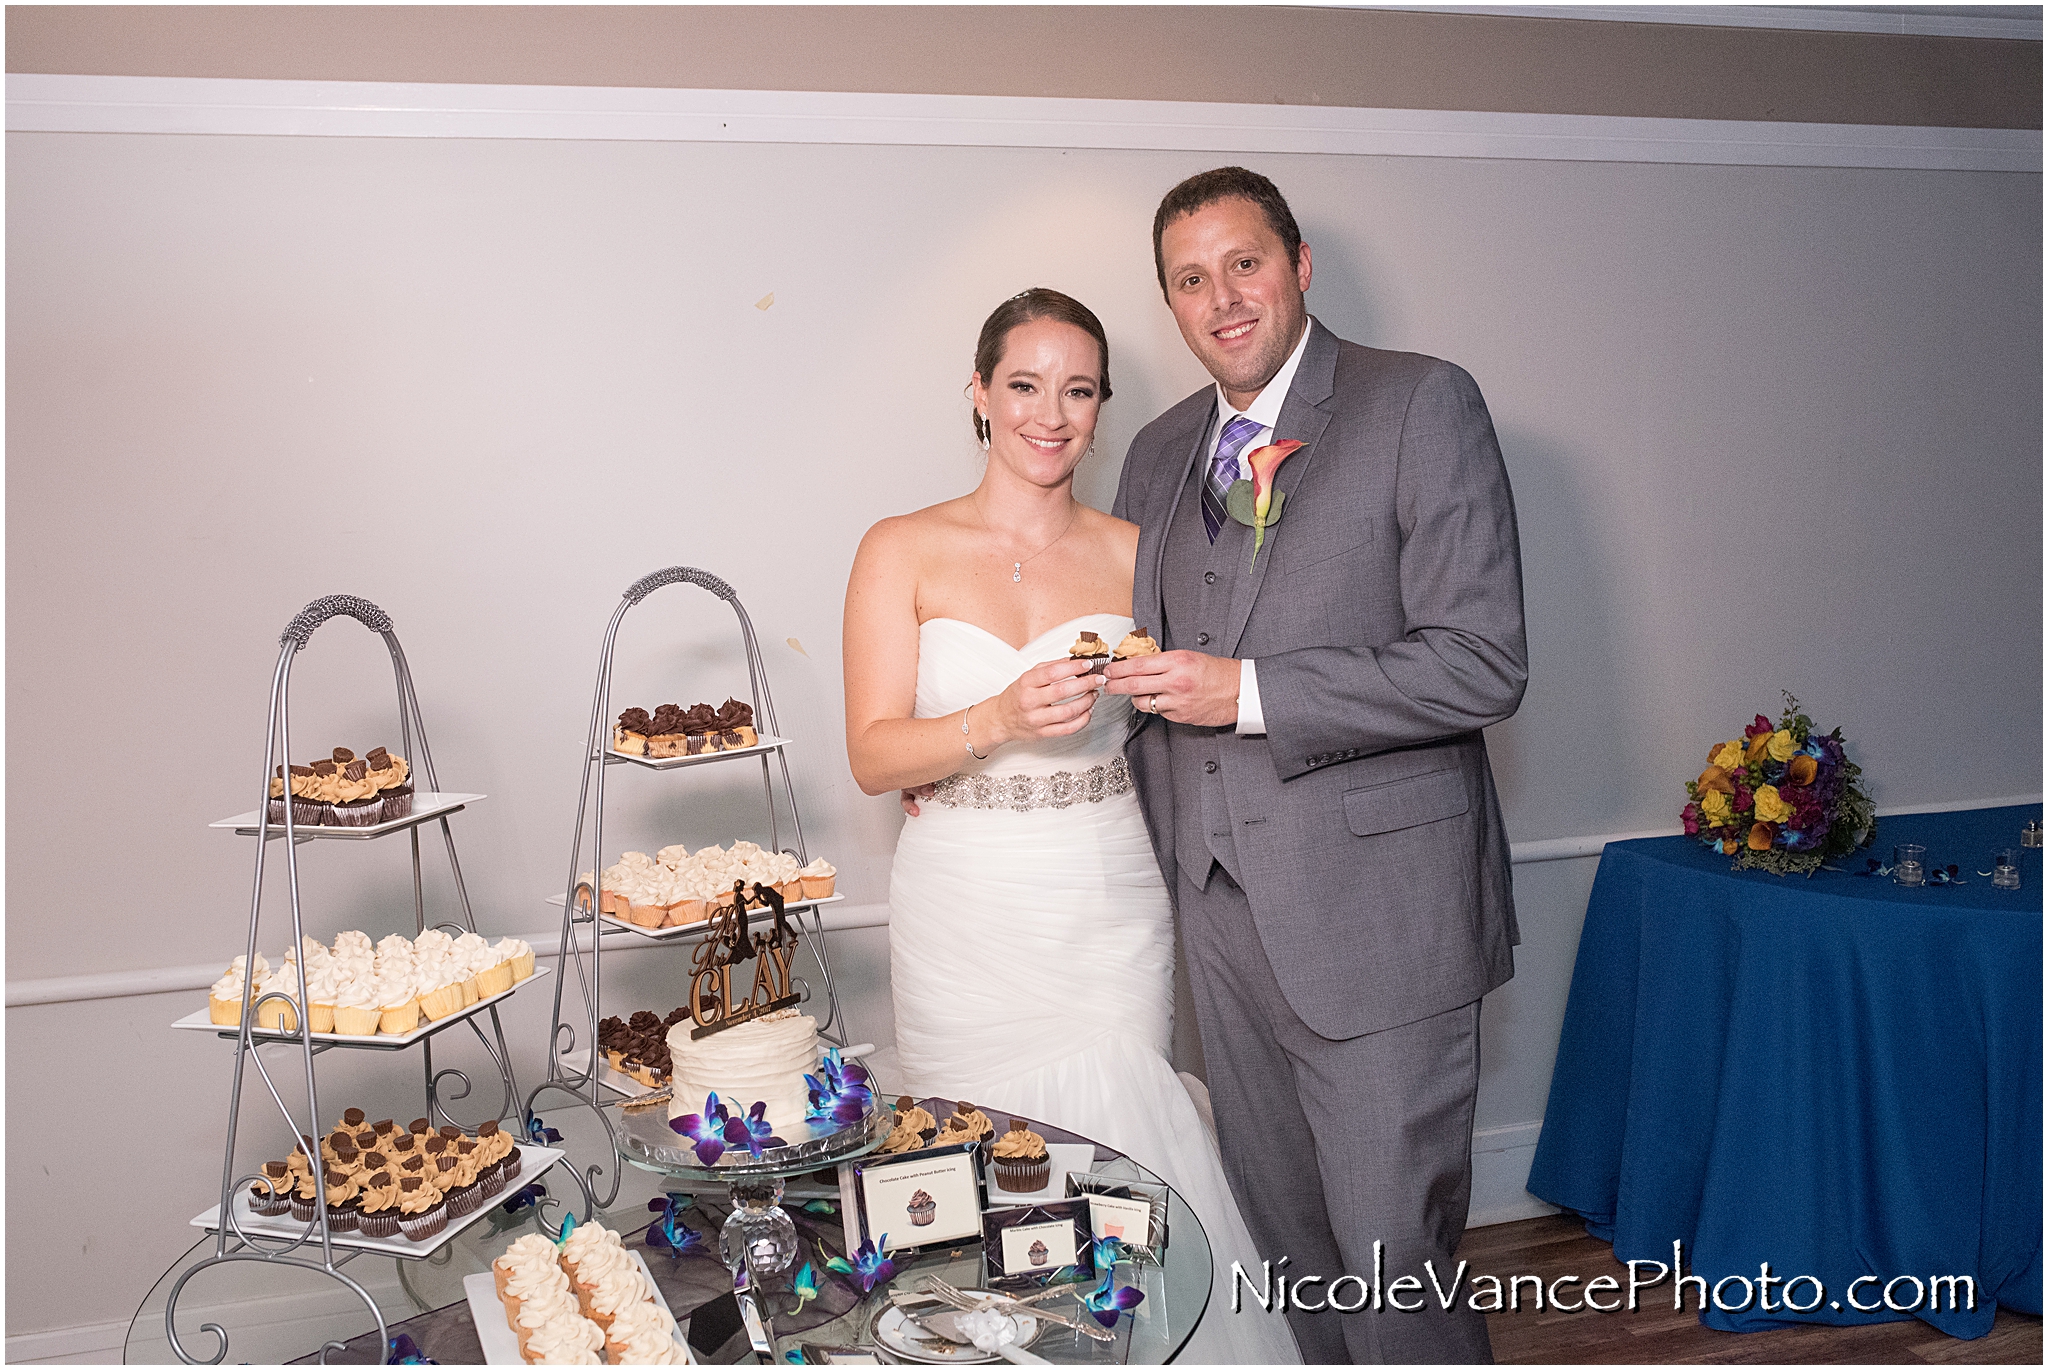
left=991, top=1119, right=1051, bottom=1193
left=1028, top=1239, right=1050, bottom=1267
left=906, top=1189, right=937, bottom=1226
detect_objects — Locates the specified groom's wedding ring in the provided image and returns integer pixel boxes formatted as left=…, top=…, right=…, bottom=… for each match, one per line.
left=1146, top=694, right=1161, bottom=714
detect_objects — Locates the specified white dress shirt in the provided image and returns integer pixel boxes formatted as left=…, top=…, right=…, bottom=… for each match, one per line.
left=1205, top=318, right=1313, bottom=736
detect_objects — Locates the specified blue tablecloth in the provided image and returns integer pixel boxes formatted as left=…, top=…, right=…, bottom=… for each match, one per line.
left=1527, top=804, right=2042, bottom=1338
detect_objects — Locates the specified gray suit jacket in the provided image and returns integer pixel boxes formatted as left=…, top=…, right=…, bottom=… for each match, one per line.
left=1111, top=319, right=1527, bottom=1039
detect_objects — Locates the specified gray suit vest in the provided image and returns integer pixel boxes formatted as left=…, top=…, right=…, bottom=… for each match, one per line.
left=1157, top=426, right=1250, bottom=888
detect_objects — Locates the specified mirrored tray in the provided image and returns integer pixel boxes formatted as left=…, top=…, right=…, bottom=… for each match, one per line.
left=621, top=1100, right=891, bottom=1180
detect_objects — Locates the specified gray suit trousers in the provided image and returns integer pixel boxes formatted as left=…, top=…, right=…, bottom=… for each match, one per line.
left=1180, top=866, right=1493, bottom=1365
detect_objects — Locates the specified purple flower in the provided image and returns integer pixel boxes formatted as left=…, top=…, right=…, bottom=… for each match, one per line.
left=826, top=1235, right=895, bottom=1293
left=722, top=1102, right=786, bottom=1160
left=670, top=1093, right=733, bottom=1166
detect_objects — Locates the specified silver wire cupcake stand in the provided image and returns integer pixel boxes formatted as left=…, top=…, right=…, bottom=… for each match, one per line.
left=527, top=565, right=853, bottom=1224
left=165, top=595, right=550, bottom=1366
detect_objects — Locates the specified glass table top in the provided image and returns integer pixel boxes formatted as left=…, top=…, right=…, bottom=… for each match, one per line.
left=126, top=1104, right=1210, bottom=1364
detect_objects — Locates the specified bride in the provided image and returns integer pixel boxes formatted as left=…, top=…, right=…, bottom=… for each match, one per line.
left=843, top=288, right=1300, bottom=1365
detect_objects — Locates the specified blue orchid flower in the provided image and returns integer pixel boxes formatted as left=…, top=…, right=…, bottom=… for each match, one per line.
left=644, top=1193, right=707, bottom=1260
left=1081, top=1267, right=1145, bottom=1328
left=793, top=1260, right=822, bottom=1311
left=721, top=1101, right=786, bottom=1160
left=669, top=1093, right=734, bottom=1166
left=1092, top=1235, right=1126, bottom=1270
left=804, top=1050, right=875, bottom=1124
left=388, top=1332, right=437, bottom=1364
left=555, top=1211, right=577, bottom=1247
left=826, top=1235, right=896, bottom=1293
left=499, top=1181, right=547, bottom=1215
left=525, top=1115, right=563, bottom=1146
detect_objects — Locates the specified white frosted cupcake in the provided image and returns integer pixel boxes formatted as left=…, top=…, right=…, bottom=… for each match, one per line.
left=417, top=961, right=465, bottom=1022
left=333, top=977, right=381, bottom=1036
left=377, top=971, right=421, bottom=1035
left=253, top=964, right=301, bottom=1032
left=304, top=963, right=339, bottom=1034
left=495, top=937, right=536, bottom=982
left=207, top=954, right=266, bottom=1025
left=798, top=858, right=837, bottom=900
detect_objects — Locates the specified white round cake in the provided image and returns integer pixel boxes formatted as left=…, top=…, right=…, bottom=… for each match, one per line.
left=665, top=1008, right=820, bottom=1134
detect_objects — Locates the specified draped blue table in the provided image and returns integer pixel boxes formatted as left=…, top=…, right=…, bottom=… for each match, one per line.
left=1527, top=804, right=2042, bottom=1339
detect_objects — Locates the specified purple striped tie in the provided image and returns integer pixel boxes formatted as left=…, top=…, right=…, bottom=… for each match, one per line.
left=1203, top=415, right=1262, bottom=542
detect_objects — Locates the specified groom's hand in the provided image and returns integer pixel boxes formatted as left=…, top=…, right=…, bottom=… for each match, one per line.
left=1104, top=651, right=1240, bottom=727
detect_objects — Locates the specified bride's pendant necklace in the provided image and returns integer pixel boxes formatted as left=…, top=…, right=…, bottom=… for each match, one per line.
left=985, top=502, right=1080, bottom=584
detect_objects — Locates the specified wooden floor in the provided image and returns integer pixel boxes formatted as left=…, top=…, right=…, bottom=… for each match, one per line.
left=1459, top=1216, right=2042, bottom=1364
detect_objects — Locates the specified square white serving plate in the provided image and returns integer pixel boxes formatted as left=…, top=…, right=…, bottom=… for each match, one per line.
left=606, top=735, right=790, bottom=770
left=171, top=967, right=550, bottom=1049
left=982, top=1143, right=1097, bottom=1210
left=191, top=1145, right=564, bottom=1258
left=464, top=1248, right=693, bottom=1363
left=210, top=791, right=485, bottom=839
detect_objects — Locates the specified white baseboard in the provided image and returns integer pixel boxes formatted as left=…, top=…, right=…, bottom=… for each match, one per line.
left=1467, top=1120, right=1559, bottom=1229
left=9, top=1269, right=408, bottom=1366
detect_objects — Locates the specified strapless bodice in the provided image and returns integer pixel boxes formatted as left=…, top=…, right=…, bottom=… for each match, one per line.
left=915, top=613, right=1133, bottom=777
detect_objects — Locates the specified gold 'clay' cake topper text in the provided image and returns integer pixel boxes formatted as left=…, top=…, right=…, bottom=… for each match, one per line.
left=687, top=881, right=802, bottom=1038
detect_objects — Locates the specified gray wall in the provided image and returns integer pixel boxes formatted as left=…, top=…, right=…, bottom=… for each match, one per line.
left=7, top=129, right=2040, bottom=1348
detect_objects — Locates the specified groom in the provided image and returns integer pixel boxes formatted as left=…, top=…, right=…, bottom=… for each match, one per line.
left=1105, top=167, right=1527, bottom=1364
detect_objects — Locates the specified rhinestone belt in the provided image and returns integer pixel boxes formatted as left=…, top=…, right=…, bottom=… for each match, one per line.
left=932, top=756, right=1133, bottom=812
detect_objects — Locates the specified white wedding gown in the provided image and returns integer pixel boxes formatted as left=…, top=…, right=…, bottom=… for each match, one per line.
left=887, top=613, right=1302, bottom=1366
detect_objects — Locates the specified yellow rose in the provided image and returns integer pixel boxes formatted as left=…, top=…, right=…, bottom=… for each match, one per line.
left=1753, top=785, right=1793, bottom=824
left=1701, top=789, right=1733, bottom=823
left=1712, top=741, right=1746, bottom=771
left=1767, top=730, right=1797, bottom=763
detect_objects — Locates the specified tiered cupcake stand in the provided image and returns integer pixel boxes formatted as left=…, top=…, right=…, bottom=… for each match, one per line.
left=164, top=596, right=560, bottom=1366
left=527, top=565, right=861, bottom=1230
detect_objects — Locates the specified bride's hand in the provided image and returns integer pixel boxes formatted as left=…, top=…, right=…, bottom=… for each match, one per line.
left=900, top=783, right=938, bottom=817
left=986, top=659, right=1107, bottom=746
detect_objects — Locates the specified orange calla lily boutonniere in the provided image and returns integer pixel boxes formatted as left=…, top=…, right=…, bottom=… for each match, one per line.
left=1224, top=440, right=1305, bottom=572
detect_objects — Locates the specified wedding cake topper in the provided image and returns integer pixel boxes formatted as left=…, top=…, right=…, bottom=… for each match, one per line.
left=687, top=880, right=802, bottom=1037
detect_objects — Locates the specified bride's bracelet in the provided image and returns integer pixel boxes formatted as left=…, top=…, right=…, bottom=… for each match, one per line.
left=962, top=704, right=990, bottom=761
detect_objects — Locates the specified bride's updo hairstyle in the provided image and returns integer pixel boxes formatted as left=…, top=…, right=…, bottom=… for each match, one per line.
left=971, top=288, right=1113, bottom=446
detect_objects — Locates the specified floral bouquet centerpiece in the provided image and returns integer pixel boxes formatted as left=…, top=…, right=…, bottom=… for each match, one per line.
left=1683, top=693, right=1875, bottom=875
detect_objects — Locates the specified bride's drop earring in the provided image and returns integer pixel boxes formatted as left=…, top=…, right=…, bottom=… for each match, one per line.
left=979, top=413, right=991, bottom=451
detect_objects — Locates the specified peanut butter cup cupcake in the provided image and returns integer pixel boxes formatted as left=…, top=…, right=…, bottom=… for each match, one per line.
left=991, top=1119, right=1051, bottom=1193
left=357, top=1171, right=402, bottom=1239
left=249, top=1161, right=293, bottom=1217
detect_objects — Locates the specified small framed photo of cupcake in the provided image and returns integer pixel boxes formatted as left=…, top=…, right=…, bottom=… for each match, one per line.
left=1067, top=1172, right=1170, bottom=1262
left=981, top=1199, right=1093, bottom=1288
left=841, top=1140, right=983, bottom=1258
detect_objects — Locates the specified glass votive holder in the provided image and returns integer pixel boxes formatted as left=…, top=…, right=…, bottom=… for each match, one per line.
left=2022, top=822, right=2043, bottom=849
left=1992, top=849, right=2021, bottom=890
left=1894, top=843, right=1927, bottom=887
